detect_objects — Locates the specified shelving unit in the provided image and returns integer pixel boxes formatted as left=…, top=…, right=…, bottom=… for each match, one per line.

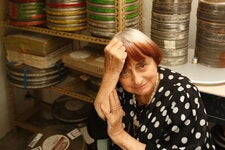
left=1, top=0, right=143, bottom=134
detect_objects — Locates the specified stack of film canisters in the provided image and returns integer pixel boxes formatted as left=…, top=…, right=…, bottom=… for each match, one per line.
left=6, top=62, right=67, bottom=89
left=87, top=0, right=140, bottom=38
left=195, top=0, right=225, bottom=68
left=52, top=96, right=92, bottom=126
left=45, top=0, right=87, bottom=31
left=151, top=0, right=193, bottom=66
left=9, top=0, right=46, bottom=26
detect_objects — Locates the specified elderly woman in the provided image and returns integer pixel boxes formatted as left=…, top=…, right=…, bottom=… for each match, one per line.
left=91, top=28, right=216, bottom=150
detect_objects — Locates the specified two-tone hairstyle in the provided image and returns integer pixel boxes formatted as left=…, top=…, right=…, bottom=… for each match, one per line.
left=114, top=28, right=162, bottom=65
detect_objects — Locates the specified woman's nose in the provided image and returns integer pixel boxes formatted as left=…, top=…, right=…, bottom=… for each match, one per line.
left=132, top=71, right=143, bottom=85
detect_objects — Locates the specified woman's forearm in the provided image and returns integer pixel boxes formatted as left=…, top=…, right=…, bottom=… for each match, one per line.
left=94, top=73, right=120, bottom=120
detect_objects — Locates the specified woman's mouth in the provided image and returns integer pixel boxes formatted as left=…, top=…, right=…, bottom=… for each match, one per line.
left=133, top=82, right=147, bottom=91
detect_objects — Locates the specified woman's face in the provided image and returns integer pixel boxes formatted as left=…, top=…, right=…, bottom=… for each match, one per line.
left=119, top=56, right=158, bottom=97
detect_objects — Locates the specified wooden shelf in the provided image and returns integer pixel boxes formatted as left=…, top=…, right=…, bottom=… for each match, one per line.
left=2, top=22, right=110, bottom=45
left=50, top=76, right=94, bottom=103
left=14, top=102, right=50, bottom=133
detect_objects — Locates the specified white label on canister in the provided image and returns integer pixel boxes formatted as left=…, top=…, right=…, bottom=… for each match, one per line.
left=164, top=40, right=176, bottom=49
left=67, top=128, right=82, bottom=140
left=28, top=133, right=43, bottom=148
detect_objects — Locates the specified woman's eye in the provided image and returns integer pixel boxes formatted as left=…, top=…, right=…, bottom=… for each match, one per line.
left=121, top=70, right=129, bottom=76
left=139, top=63, right=146, bottom=69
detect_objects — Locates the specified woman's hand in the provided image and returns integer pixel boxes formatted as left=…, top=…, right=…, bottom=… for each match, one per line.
left=104, top=38, right=127, bottom=75
left=100, top=89, right=125, bottom=140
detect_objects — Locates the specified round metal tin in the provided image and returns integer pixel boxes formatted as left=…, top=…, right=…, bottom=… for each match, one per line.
left=46, top=0, right=84, bottom=4
left=47, top=22, right=86, bottom=31
left=125, top=16, right=140, bottom=26
left=47, top=0, right=84, bottom=2
left=88, top=27, right=115, bottom=38
left=151, top=29, right=189, bottom=40
left=12, top=0, right=44, bottom=2
left=197, top=19, right=225, bottom=34
left=9, top=13, right=45, bottom=20
left=152, top=2, right=192, bottom=14
left=151, top=20, right=189, bottom=32
left=8, top=75, right=65, bottom=89
left=47, top=14, right=86, bottom=24
left=87, top=18, right=115, bottom=28
left=197, top=9, right=225, bottom=23
left=47, top=21, right=86, bottom=27
left=9, top=1, right=45, bottom=9
left=6, top=62, right=67, bottom=88
left=153, top=0, right=192, bottom=3
left=46, top=6, right=86, bottom=15
left=199, top=0, right=225, bottom=12
left=87, top=0, right=136, bottom=5
left=88, top=25, right=116, bottom=32
left=197, top=27, right=225, bottom=43
left=160, top=55, right=188, bottom=66
left=52, top=96, right=92, bottom=123
left=196, top=34, right=225, bottom=50
left=87, top=11, right=139, bottom=21
left=87, top=0, right=139, bottom=13
left=152, top=12, right=190, bottom=23
left=87, top=15, right=139, bottom=28
left=42, top=135, right=70, bottom=150
left=9, top=19, right=46, bottom=26
left=195, top=45, right=225, bottom=68
left=87, top=8, right=138, bottom=16
left=151, top=36, right=188, bottom=49
left=88, top=23, right=139, bottom=38
left=161, top=47, right=188, bottom=57
left=7, top=69, right=67, bottom=82
left=6, top=62, right=66, bottom=77
left=46, top=1, right=86, bottom=8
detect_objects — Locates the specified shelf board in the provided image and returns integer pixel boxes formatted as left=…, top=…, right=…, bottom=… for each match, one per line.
left=50, top=76, right=94, bottom=103
left=14, top=102, right=50, bottom=133
left=14, top=120, right=44, bottom=133
left=3, top=22, right=110, bottom=45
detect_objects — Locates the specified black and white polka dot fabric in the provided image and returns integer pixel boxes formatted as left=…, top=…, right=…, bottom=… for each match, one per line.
left=116, top=67, right=216, bottom=150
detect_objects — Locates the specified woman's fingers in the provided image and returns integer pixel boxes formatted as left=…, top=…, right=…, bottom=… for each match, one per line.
left=112, top=89, right=120, bottom=106
left=110, top=89, right=122, bottom=112
left=104, top=37, right=127, bottom=74
left=105, top=38, right=125, bottom=55
left=100, top=104, right=110, bottom=119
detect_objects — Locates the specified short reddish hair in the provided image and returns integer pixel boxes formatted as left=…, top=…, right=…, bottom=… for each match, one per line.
left=114, top=28, right=162, bottom=66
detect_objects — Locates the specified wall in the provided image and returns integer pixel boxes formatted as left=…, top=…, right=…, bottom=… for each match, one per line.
left=0, top=42, right=11, bottom=138
left=0, top=0, right=11, bottom=138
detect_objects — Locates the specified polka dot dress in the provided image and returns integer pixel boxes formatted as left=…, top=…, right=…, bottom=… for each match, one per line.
left=116, top=67, right=216, bottom=150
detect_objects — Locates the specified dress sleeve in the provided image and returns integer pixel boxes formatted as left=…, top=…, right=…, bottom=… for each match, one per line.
left=146, top=85, right=209, bottom=149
